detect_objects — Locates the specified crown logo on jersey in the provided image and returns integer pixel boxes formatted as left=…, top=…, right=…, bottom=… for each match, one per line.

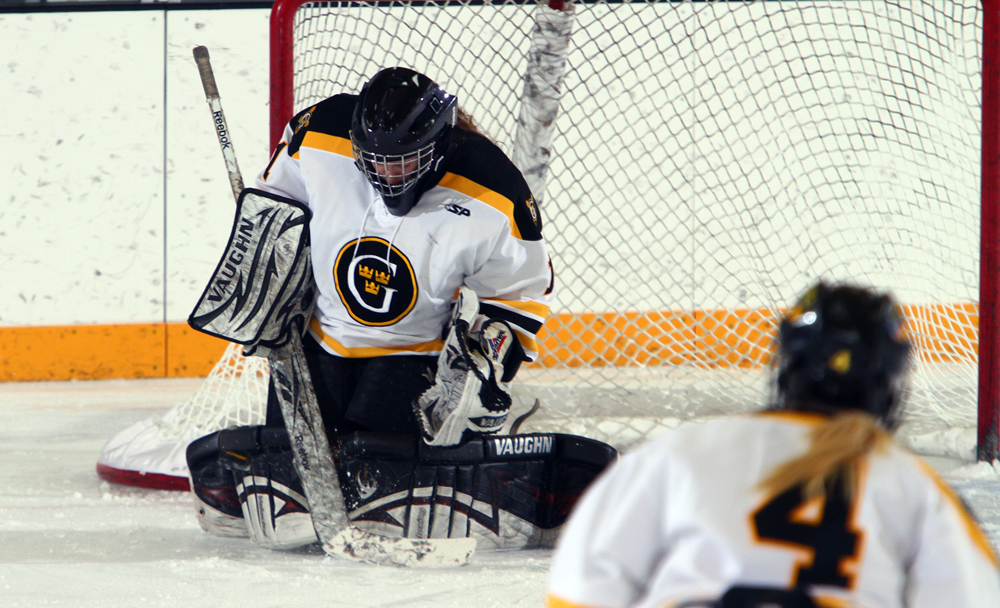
left=358, top=265, right=391, bottom=285
left=335, top=237, right=417, bottom=327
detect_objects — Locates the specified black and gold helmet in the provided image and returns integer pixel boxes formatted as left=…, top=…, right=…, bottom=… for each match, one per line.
left=350, top=67, right=457, bottom=216
left=776, top=281, right=912, bottom=426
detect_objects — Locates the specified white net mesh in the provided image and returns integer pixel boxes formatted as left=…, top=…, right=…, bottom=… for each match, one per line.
left=160, top=343, right=270, bottom=440
left=139, top=0, right=986, bottom=467
left=285, top=0, right=984, bottom=452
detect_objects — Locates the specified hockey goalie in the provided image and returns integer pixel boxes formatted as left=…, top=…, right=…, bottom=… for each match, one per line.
left=184, top=66, right=617, bottom=558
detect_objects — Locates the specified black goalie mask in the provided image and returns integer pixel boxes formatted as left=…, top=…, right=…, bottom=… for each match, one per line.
left=350, top=67, right=458, bottom=216
left=776, top=282, right=912, bottom=427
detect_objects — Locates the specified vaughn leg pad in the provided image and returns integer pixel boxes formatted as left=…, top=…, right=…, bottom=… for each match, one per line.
left=336, top=432, right=618, bottom=551
left=187, top=430, right=248, bottom=538
left=234, top=450, right=319, bottom=550
left=187, top=426, right=318, bottom=549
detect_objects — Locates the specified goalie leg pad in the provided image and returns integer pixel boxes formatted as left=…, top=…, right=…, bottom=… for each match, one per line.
left=186, top=425, right=318, bottom=548
left=187, top=430, right=247, bottom=538
left=235, top=450, right=319, bottom=550
left=335, top=431, right=618, bottom=551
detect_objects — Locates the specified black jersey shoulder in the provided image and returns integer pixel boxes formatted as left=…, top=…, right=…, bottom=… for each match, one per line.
left=286, top=94, right=358, bottom=156
left=442, top=130, right=543, bottom=241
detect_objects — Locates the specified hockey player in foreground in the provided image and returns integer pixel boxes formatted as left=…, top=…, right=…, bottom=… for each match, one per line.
left=547, top=282, right=1000, bottom=608
left=185, top=66, right=616, bottom=560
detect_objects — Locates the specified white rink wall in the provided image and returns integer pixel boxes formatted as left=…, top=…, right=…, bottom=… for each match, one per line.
left=0, top=8, right=271, bottom=328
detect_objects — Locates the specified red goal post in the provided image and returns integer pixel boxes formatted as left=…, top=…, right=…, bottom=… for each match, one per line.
left=979, top=0, right=1000, bottom=462
left=266, top=0, right=1000, bottom=461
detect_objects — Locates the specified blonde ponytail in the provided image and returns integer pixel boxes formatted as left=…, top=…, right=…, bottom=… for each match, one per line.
left=759, top=411, right=892, bottom=501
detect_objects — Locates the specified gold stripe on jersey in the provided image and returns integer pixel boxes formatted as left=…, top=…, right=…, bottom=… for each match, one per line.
left=755, top=410, right=828, bottom=425
left=438, top=172, right=522, bottom=240
left=544, top=594, right=601, bottom=608
left=512, top=327, right=539, bottom=359
left=300, top=131, right=353, bottom=158
left=915, top=457, right=1000, bottom=568
left=814, top=597, right=852, bottom=608
left=481, top=297, right=551, bottom=321
left=309, top=318, right=444, bottom=358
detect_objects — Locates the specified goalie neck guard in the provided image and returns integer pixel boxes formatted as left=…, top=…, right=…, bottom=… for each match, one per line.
left=776, top=281, right=911, bottom=427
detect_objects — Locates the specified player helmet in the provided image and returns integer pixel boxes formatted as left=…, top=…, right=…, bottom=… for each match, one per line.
left=776, top=282, right=911, bottom=426
left=350, top=67, right=458, bottom=216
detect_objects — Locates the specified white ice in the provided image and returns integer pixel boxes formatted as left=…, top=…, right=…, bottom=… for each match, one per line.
left=1, top=378, right=998, bottom=607
left=0, top=379, right=549, bottom=608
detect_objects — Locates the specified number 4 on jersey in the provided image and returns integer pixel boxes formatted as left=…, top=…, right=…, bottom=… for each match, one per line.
left=752, top=479, right=862, bottom=589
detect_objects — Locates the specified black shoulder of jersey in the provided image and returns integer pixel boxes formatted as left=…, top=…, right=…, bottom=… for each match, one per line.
left=445, top=130, right=544, bottom=241
left=286, top=93, right=358, bottom=157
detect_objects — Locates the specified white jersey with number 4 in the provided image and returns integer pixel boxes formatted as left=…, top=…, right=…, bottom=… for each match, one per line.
left=547, top=411, right=1000, bottom=608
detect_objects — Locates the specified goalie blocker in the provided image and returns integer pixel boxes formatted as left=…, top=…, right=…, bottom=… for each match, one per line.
left=188, top=188, right=315, bottom=357
left=188, top=427, right=617, bottom=551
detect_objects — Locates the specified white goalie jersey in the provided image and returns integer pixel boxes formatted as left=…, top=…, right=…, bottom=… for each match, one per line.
left=255, top=94, right=554, bottom=361
left=547, top=411, right=1000, bottom=608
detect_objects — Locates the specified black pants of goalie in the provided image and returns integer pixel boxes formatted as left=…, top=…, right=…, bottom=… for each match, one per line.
left=188, top=425, right=618, bottom=551
left=265, top=332, right=436, bottom=436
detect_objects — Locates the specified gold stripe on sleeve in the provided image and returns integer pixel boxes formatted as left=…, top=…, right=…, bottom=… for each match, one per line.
left=513, top=327, right=539, bottom=358
left=301, top=132, right=354, bottom=157
left=438, top=173, right=522, bottom=240
left=481, top=297, right=551, bottom=321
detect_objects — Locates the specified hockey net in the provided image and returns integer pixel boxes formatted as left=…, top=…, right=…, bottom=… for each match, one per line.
left=99, top=0, right=998, bottom=488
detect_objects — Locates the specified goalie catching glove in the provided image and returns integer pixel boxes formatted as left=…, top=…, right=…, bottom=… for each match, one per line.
left=415, top=287, right=522, bottom=446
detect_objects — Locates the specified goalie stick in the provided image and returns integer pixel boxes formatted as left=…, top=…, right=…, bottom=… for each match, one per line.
left=193, top=46, right=244, bottom=202
left=192, top=46, right=475, bottom=567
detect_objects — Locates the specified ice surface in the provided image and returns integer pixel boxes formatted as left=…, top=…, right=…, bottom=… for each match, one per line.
left=1, top=378, right=997, bottom=607
left=0, top=379, right=548, bottom=607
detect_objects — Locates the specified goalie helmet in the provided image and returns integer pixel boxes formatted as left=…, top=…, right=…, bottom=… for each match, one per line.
left=350, top=67, right=457, bottom=216
left=776, top=281, right=911, bottom=426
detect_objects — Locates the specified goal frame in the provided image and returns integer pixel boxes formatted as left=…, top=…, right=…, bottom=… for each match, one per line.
left=268, top=0, right=1000, bottom=461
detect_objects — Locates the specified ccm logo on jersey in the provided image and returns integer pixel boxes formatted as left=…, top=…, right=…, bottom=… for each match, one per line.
left=489, top=435, right=555, bottom=457
left=445, top=203, right=470, bottom=217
